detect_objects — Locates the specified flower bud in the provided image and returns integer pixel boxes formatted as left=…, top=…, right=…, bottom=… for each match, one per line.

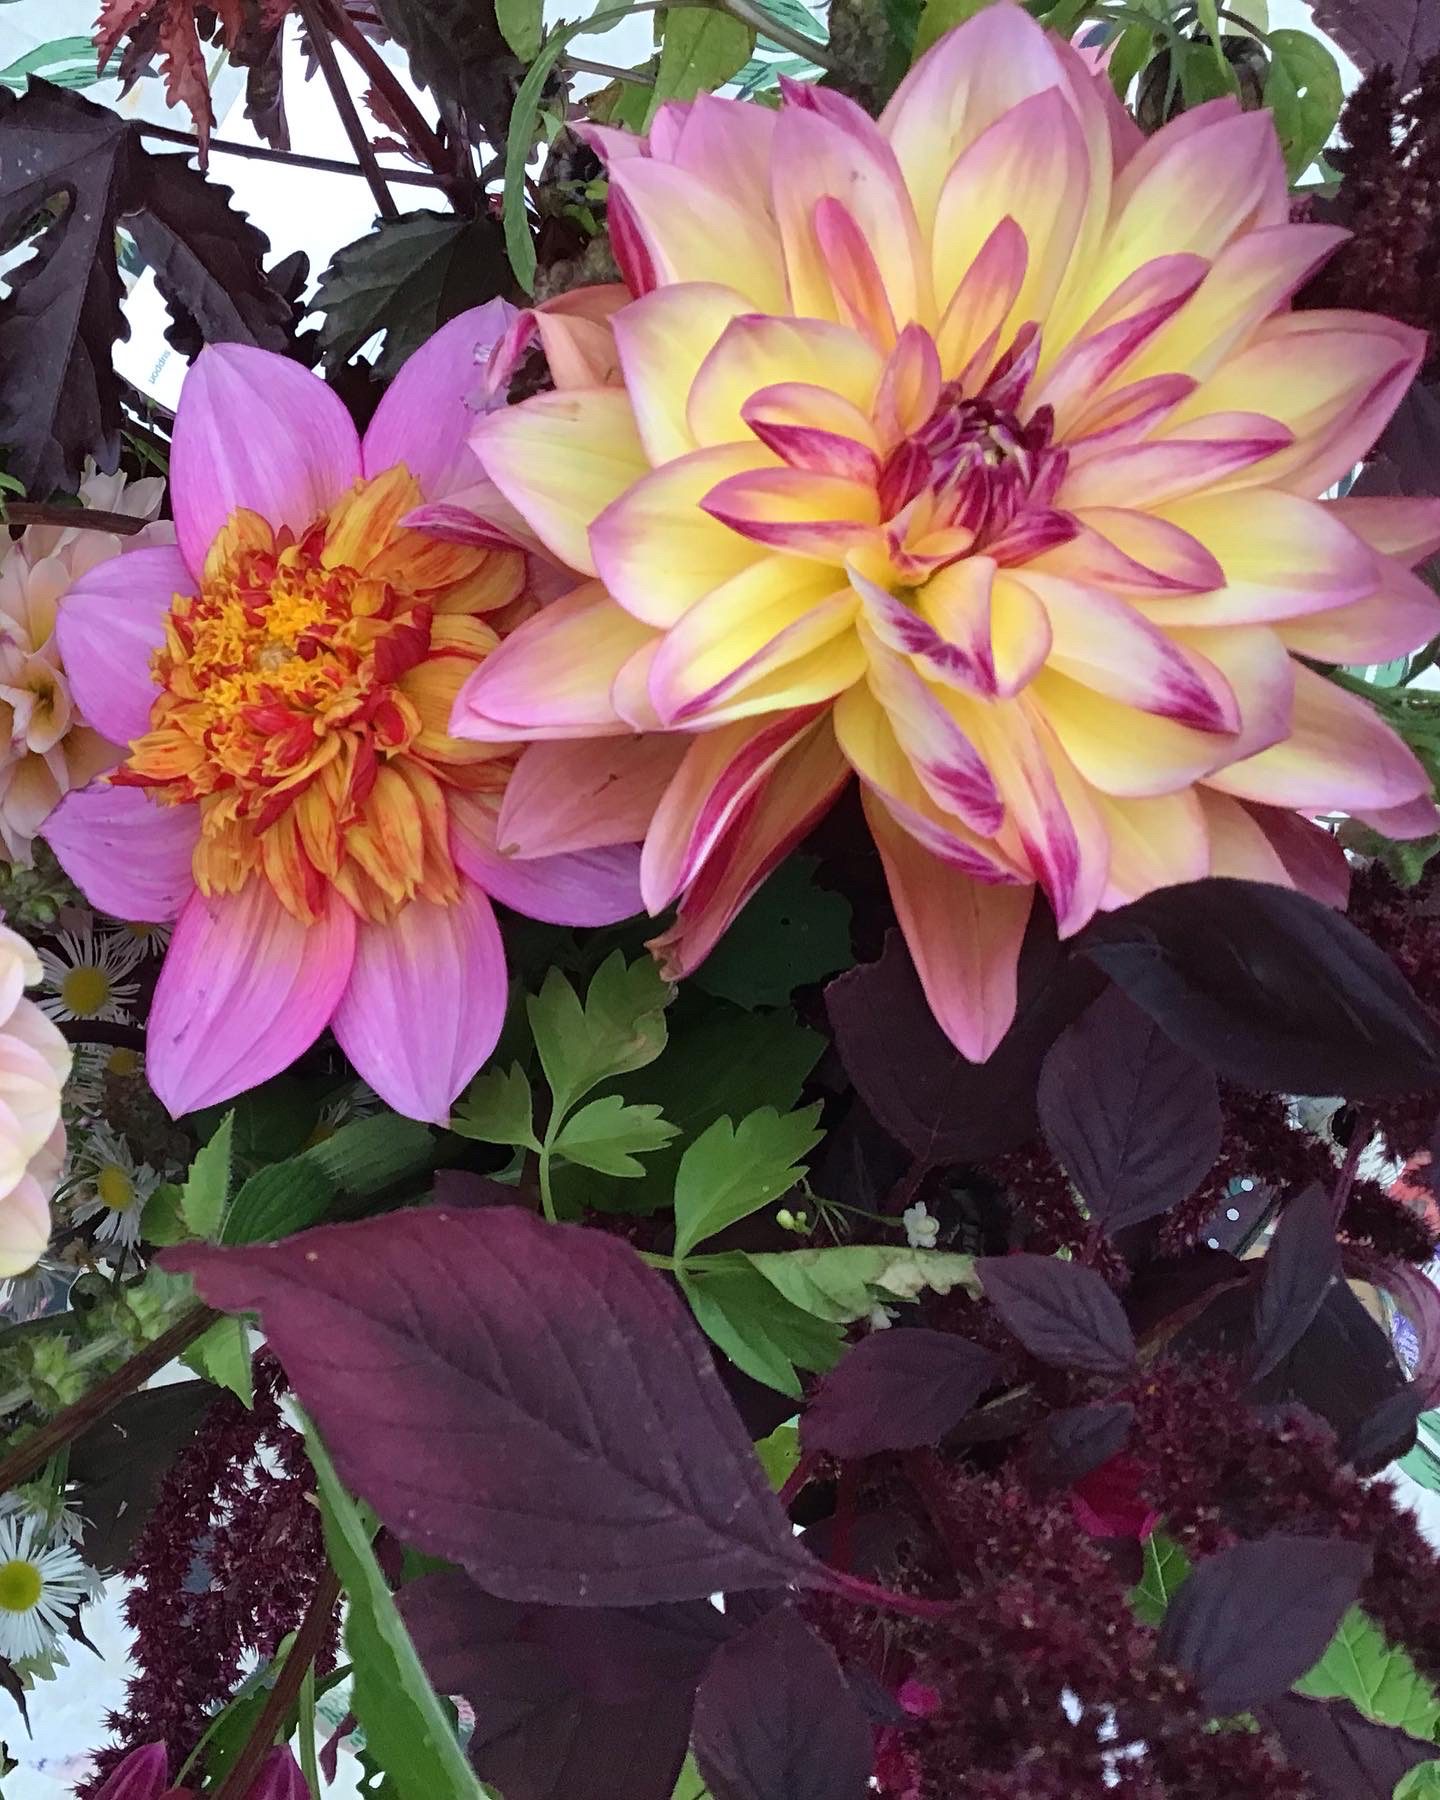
left=93, top=1745, right=171, bottom=1800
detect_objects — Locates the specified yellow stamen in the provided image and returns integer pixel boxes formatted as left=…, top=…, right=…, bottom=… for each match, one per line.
left=60, top=966, right=110, bottom=1017
left=96, top=1164, right=137, bottom=1212
left=0, top=1560, right=41, bottom=1613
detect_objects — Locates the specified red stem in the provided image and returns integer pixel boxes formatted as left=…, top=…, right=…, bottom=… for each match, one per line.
left=779, top=1449, right=820, bottom=1510
left=323, top=0, right=456, bottom=187
left=822, top=1566, right=958, bottom=1622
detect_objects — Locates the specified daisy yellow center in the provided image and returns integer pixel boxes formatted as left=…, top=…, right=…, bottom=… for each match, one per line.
left=105, top=1047, right=140, bottom=1077
left=96, top=1164, right=136, bottom=1212
left=114, top=466, right=524, bottom=926
left=0, top=1560, right=41, bottom=1614
left=60, top=965, right=111, bottom=1017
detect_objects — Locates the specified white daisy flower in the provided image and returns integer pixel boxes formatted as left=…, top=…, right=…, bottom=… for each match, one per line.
left=0, top=1256, right=71, bottom=1321
left=119, top=919, right=171, bottom=950
left=63, top=1123, right=157, bottom=1252
left=0, top=1515, right=88, bottom=1662
left=36, top=929, right=144, bottom=1024
left=903, top=1202, right=940, bottom=1250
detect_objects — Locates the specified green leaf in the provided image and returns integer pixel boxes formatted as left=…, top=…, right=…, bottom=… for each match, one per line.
left=188, top=1078, right=321, bottom=1166
left=649, top=6, right=754, bottom=119
left=673, top=1104, right=823, bottom=1260
left=671, top=1754, right=712, bottom=1800
left=1399, top=1412, right=1440, bottom=1492
left=1129, top=1532, right=1192, bottom=1628
left=552, top=1096, right=679, bottom=1176
left=1396, top=1764, right=1440, bottom=1799
left=139, top=1181, right=187, bottom=1248
left=1339, top=823, right=1440, bottom=891
left=450, top=1062, right=540, bottom=1152
left=1108, top=20, right=1156, bottom=98
left=303, top=1113, right=437, bottom=1198
left=755, top=1421, right=801, bottom=1490
left=313, top=212, right=509, bottom=377
left=496, top=0, right=543, bottom=58
left=912, top=0, right=997, bottom=60
left=309, top=1429, right=489, bottom=1800
left=182, top=1317, right=254, bottom=1406
left=528, top=952, right=674, bottom=1120
left=0, top=38, right=99, bottom=91
left=181, top=1113, right=233, bottom=1241
left=694, top=855, right=852, bottom=1009
left=1264, top=28, right=1343, bottom=180
left=221, top=1160, right=339, bottom=1247
left=680, top=1255, right=843, bottom=1397
left=1295, top=1607, right=1440, bottom=1741
left=737, top=1244, right=981, bottom=1323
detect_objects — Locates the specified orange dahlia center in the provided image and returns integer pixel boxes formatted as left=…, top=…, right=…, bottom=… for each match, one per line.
left=116, top=465, right=522, bottom=926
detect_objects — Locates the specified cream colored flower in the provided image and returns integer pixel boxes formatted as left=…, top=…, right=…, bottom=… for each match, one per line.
left=0, top=467, right=169, bottom=866
left=0, top=923, right=70, bottom=1276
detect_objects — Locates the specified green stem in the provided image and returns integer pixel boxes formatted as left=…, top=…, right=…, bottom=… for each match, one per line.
left=299, top=1660, right=321, bottom=1797
left=538, top=1146, right=557, bottom=1224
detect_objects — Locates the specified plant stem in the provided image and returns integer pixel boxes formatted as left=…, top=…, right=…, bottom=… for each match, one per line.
left=323, top=0, right=457, bottom=189
left=136, top=121, right=449, bottom=187
left=712, top=0, right=833, bottom=63
left=1330, top=1113, right=1370, bottom=1228
left=823, top=1565, right=958, bottom=1621
left=297, top=0, right=399, bottom=220
left=213, top=1566, right=342, bottom=1800
left=0, top=1304, right=215, bottom=1495
left=299, top=1660, right=322, bottom=1798
left=563, top=52, right=655, bottom=83
left=538, top=1140, right=558, bottom=1224
left=3, top=503, right=147, bottom=537
left=58, top=1021, right=147, bottom=1051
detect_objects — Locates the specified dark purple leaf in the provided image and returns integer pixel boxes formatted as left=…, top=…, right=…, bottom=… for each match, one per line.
left=68, top=1381, right=216, bottom=1572
left=801, top=1328, right=1003, bottom=1459
left=978, top=1255, right=1137, bottom=1378
left=1309, top=0, right=1439, bottom=91
left=1258, top=1693, right=1435, bottom=1799
left=1038, top=988, right=1221, bottom=1234
left=1253, top=1185, right=1341, bottom=1382
left=0, top=1655, right=28, bottom=1730
left=1341, top=1384, right=1424, bottom=1474
left=692, top=1606, right=873, bottom=1800
left=168, top=1207, right=813, bottom=1606
left=825, top=922, right=1101, bottom=1165
left=1027, top=1402, right=1136, bottom=1493
left=400, top=1572, right=700, bottom=1800
left=1352, top=380, right=1440, bottom=501
left=1078, top=879, right=1440, bottom=1099
left=1157, top=1534, right=1372, bottom=1714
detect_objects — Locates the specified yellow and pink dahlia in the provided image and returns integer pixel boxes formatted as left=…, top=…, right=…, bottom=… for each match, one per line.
left=0, top=923, right=68, bottom=1277
left=46, top=305, right=649, bottom=1123
left=452, top=2, right=1440, bottom=1058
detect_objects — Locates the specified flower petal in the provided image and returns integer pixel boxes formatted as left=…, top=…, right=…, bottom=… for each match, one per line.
left=55, top=545, right=189, bottom=745
left=45, top=783, right=198, bottom=922
left=0, top=1172, right=53, bottom=1279
left=699, top=467, right=880, bottom=562
left=147, top=879, right=355, bottom=1117
left=361, top=299, right=518, bottom=500
left=1059, top=414, right=1293, bottom=509
left=331, top=882, right=505, bottom=1124
left=592, top=444, right=774, bottom=625
left=612, top=283, right=753, bottom=465
left=609, top=158, right=790, bottom=310
left=1274, top=560, right=1440, bottom=663
left=1091, top=787, right=1208, bottom=907
left=1327, top=497, right=1440, bottom=567
left=1033, top=507, right=1222, bottom=595
left=864, top=788, right=1034, bottom=1061
left=451, top=795, right=644, bottom=926
left=472, top=388, right=649, bottom=575
left=496, top=735, right=687, bottom=857
left=687, top=313, right=884, bottom=448
left=1205, top=663, right=1429, bottom=811
left=450, top=581, right=652, bottom=741
left=170, top=345, right=362, bottom=578
left=1244, top=803, right=1350, bottom=908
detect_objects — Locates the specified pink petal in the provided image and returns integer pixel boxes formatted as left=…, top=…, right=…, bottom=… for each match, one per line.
left=1059, top=415, right=1293, bottom=508
left=496, top=735, right=687, bottom=857
left=147, top=880, right=355, bottom=1117
left=55, top=545, right=189, bottom=744
left=650, top=716, right=850, bottom=978
left=1355, top=795, right=1440, bottom=840
left=1327, top=496, right=1440, bottom=567
left=44, top=783, right=198, bottom=922
left=1244, top=804, right=1350, bottom=908
left=612, top=283, right=751, bottom=465
left=1276, top=560, right=1440, bottom=664
left=0, top=1172, right=53, bottom=1279
left=864, top=789, right=1034, bottom=1061
left=1035, top=507, right=1223, bottom=594
left=362, top=299, right=518, bottom=501
left=859, top=630, right=1004, bottom=833
left=170, top=345, right=362, bottom=578
left=450, top=795, right=643, bottom=926
left=853, top=561, right=998, bottom=695
left=700, top=467, right=881, bottom=563
left=331, top=882, right=505, bottom=1124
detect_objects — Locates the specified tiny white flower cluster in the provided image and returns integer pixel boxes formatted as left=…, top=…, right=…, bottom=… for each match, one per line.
left=903, top=1202, right=940, bottom=1250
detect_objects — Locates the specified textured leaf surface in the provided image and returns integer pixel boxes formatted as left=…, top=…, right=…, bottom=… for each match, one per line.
left=1259, top=1694, right=1435, bottom=1800
left=171, top=1207, right=814, bottom=1605
left=1028, top=1402, right=1136, bottom=1494
left=802, top=1327, right=1001, bottom=1458
left=978, top=1255, right=1137, bottom=1378
left=681, top=1256, right=843, bottom=1399
left=673, top=1106, right=822, bottom=1260
left=1309, top=0, right=1438, bottom=90
left=694, top=856, right=852, bottom=1010
left=1252, top=1184, right=1341, bottom=1381
left=743, top=1244, right=981, bottom=1323
left=1296, top=1606, right=1440, bottom=1740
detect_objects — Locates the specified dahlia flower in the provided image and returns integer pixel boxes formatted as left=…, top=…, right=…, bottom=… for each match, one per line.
left=47, top=304, right=647, bottom=1123
left=0, top=922, right=69, bottom=1277
left=0, top=467, right=167, bottom=865
left=453, top=3, right=1440, bottom=1059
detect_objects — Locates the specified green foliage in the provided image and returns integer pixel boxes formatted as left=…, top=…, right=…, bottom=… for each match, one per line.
left=495, top=0, right=543, bottom=58
left=1264, top=28, right=1344, bottom=179
left=181, top=1317, right=254, bottom=1406
left=680, top=1255, right=843, bottom=1396
left=0, top=37, right=99, bottom=92
left=1340, top=824, right=1440, bottom=891
left=672, top=1754, right=712, bottom=1798
left=1295, top=1607, right=1440, bottom=1741
left=551, top=1096, right=680, bottom=1175
left=310, top=1429, right=488, bottom=1800
left=755, top=1421, right=801, bottom=1489
left=693, top=856, right=853, bottom=1009
left=221, top=1160, right=339, bottom=1247
left=313, top=212, right=509, bottom=378
left=1397, top=1764, right=1440, bottom=1798
left=1130, top=1532, right=1192, bottom=1627
left=139, top=1181, right=187, bottom=1248
left=304, top=1114, right=437, bottom=1198
left=452, top=1062, right=541, bottom=1153
left=739, top=1243, right=982, bottom=1322
left=912, top=0, right=997, bottom=59
left=528, top=952, right=674, bottom=1119
left=180, top=1113, right=233, bottom=1241
left=650, top=6, right=755, bottom=118
left=673, top=1105, right=823, bottom=1259
left=1399, top=1412, right=1440, bottom=1491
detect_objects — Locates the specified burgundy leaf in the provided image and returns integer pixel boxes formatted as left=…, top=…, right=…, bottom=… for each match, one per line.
left=825, top=922, right=1101, bottom=1165
left=1253, top=1185, right=1340, bottom=1382
left=1340, top=1384, right=1423, bottom=1474
left=1157, top=1534, right=1372, bottom=1714
left=168, top=1207, right=813, bottom=1606
left=1079, top=879, right=1440, bottom=1099
left=1257, top=1693, right=1435, bottom=1798
left=1027, top=1402, right=1136, bottom=1493
left=692, top=1606, right=873, bottom=1800
left=801, top=1328, right=1003, bottom=1459
left=1309, top=0, right=1439, bottom=90
left=978, top=1255, right=1137, bottom=1378
left=1353, top=379, right=1440, bottom=501
left=1038, top=988, right=1221, bottom=1234
left=400, top=1572, right=700, bottom=1800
